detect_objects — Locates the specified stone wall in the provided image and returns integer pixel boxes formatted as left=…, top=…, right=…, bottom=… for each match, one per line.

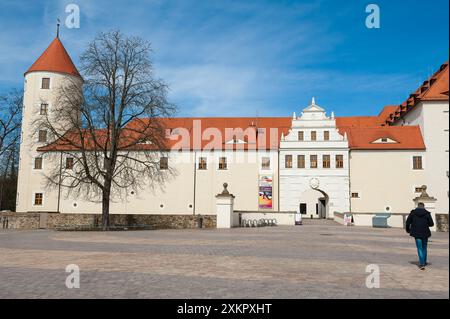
left=0, top=212, right=216, bottom=230
left=0, top=212, right=40, bottom=229
left=436, top=214, right=449, bottom=232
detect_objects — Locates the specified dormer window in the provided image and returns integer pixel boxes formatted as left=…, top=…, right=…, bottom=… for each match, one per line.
left=41, top=78, right=50, bottom=89
left=371, top=137, right=398, bottom=144
left=225, top=137, right=247, bottom=144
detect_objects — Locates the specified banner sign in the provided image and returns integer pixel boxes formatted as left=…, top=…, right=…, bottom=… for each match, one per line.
left=258, top=175, right=273, bottom=209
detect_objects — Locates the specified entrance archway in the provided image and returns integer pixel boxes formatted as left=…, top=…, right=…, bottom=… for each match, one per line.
left=298, top=188, right=329, bottom=219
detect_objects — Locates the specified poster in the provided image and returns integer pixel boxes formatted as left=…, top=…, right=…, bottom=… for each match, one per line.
left=258, top=175, right=273, bottom=209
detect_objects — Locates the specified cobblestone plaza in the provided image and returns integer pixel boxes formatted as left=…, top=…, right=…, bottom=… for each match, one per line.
left=0, top=221, right=448, bottom=299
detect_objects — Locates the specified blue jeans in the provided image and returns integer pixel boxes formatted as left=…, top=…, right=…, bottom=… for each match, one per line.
left=415, top=237, right=428, bottom=267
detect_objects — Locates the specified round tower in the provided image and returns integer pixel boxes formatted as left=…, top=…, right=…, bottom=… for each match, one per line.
left=16, top=34, right=82, bottom=213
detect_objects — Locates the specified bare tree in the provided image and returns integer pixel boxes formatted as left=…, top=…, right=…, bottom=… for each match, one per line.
left=0, top=90, right=22, bottom=158
left=35, top=31, right=175, bottom=229
left=0, top=90, right=22, bottom=211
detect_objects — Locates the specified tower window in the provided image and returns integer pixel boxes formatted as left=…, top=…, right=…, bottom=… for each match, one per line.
left=413, top=156, right=423, bottom=170
left=38, top=130, right=47, bottom=142
left=41, top=78, right=50, bottom=89
left=34, top=193, right=43, bottom=206
left=40, top=103, right=48, bottom=115
left=285, top=155, right=293, bottom=168
left=310, top=155, right=318, bottom=168
left=34, top=157, right=43, bottom=170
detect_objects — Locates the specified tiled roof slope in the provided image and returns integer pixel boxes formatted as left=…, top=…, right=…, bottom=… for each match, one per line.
left=25, top=37, right=81, bottom=78
left=38, top=115, right=425, bottom=152
left=385, top=61, right=449, bottom=125
left=338, top=125, right=425, bottom=150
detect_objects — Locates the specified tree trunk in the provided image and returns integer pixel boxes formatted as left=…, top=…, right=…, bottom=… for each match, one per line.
left=101, top=188, right=111, bottom=230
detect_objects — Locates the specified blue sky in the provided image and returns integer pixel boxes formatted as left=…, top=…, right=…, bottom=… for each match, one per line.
left=0, top=0, right=448, bottom=117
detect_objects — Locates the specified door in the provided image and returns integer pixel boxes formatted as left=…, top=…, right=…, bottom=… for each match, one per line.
left=299, top=203, right=307, bottom=214
left=318, top=199, right=326, bottom=219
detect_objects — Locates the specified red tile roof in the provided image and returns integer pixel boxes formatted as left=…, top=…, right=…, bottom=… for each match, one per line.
left=25, top=37, right=81, bottom=78
left=335, top=116, right=384, bottom=128
left=384, top=61, right=449, bottom=125
left=38, top=115, right=425, bottom=152
left=338, top=125, right=425, bottom=150
left=38, top=117, right=293, bottom=152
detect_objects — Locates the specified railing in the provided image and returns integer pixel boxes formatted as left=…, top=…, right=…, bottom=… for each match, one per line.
left=240, top=218, right=277, bottom=228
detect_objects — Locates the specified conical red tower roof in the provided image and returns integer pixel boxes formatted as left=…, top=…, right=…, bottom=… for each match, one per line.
left=25, top=37, right=81, bottom=78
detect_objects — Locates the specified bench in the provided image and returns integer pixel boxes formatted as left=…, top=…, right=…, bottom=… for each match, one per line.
left=372, top=213, right=391, bottom=228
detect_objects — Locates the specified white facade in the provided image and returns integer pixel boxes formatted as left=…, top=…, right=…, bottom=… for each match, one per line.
left=279, top=99, right=350, bottom=218
left=394, top=100, right=449, bottom=215
left=16, top=70, right=82, bottom=214
left=15, top=38, right=448, bottom=228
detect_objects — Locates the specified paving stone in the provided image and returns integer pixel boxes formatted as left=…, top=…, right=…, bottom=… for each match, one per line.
left=0, top=224, right=447, bottom=298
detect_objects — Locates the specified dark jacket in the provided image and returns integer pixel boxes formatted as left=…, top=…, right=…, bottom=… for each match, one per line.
left=406, top=208, right=434, bottom=238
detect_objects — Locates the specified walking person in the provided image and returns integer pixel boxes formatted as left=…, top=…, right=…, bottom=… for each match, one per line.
left=405, top=202, right=434, bottom=271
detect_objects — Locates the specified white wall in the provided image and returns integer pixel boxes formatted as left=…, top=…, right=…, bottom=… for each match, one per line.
left=16, top=71, right=82, bottom=213
left=350, top=150, right=427, bottom=214
left=22, top=150, right=279, bottom=215
left=394, top=101, right=449, bottom=215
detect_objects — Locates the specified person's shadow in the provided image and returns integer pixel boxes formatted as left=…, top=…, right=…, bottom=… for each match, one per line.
left=409, top=261, right=432, bottom=267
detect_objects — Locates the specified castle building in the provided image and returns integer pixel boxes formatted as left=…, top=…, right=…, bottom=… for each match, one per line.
left=16, top=37, right=449, bottom=229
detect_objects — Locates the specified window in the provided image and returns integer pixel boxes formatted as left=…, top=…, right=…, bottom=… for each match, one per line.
left=413, top=156, right=423, bottom=170
left=323, top=155, right=330, bottom=168
left=381, top=137, right=388, bottom=142
left=336, top=155, right=344, bottom=168
left=34, top=193, right=43, bottom=206
left=311, top=131, right=317, bottom=141
left=298, top=131, right=304, bottom=141
left=351, top=192, right=360, bottom=198
left=40, top=103, right=48, bottom=115
left=297, top=155, right=305, bottom=168
left=34, top=157, right=43, bottom=170
left=324, top=131, right=330, bottom=141
left=41, top=78, right=50, bottom=89
left=285, top=155, right=293, bottom=168
left=219, top=157, right=227, bottom=170
left=66, top=157, right=74, bottom=169
left=38, top=130, right=47, bottom=142
left=415, top=187, right=423, bottom=193
left=261, top=157, right=270, bottom=170
left=310, top=155, right=318, bottom=168
left=198, top=157, right=207, bottom=170
left=160, top=157, right=168, bottom=170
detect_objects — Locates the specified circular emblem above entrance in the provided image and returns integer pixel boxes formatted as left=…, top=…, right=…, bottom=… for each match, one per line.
left=309, top=178, right=320, bottom=189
